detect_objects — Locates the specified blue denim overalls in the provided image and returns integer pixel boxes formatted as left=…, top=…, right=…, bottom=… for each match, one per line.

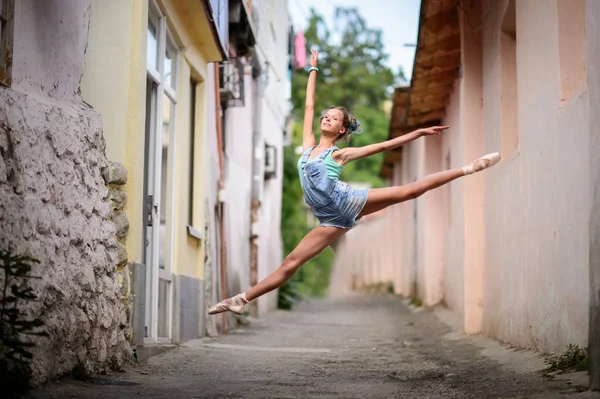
left=298, top=146, right=369, bottom=229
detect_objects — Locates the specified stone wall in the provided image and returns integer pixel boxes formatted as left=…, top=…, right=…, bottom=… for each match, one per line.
left=0, top=0, right=130, bottom=383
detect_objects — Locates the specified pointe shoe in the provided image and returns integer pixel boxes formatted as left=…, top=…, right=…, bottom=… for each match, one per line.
left=462, top=152, right=501, bottom=175
left=208, top=293, right=248, bottom=315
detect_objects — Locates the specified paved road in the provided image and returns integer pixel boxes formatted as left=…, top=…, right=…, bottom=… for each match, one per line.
left=29, top=295, right=598, bottom=399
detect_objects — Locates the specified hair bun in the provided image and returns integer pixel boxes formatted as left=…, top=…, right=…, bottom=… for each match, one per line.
left=350, top=119, right=362, bottom=134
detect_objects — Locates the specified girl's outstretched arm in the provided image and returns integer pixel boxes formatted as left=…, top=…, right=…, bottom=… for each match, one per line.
left=302, top=50, right=319, bottom=151
left=336, top=125, right=449, bottom=165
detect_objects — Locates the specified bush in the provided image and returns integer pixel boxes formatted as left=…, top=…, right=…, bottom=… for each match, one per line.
left=546, top=344, right=588, bottom=373
left=0, top=251, right=48, bottom=397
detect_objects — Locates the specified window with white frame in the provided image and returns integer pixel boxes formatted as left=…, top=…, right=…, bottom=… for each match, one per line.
left=0, top=0, right=14, bottom=87
left=145, top=1, right=178, bottom=341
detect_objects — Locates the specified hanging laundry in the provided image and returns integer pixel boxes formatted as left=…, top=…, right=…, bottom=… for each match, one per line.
left=295, top=30, right=306, bottom=69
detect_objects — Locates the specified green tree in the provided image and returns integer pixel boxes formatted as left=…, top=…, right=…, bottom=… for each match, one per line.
left=279, top=7, right=404, bottom=306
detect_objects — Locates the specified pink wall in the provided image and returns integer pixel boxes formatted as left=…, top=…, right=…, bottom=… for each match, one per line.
left=442, top=80, right=464, bottom=319
left=557, top=0, right=586, bottom=105
left=460, top=0, right=485, bottom=334
left=331, top=0, right=591, bottom=354
left=422, top=136, right=445, bottom=306
left=481, top=0, right=589, bottom=351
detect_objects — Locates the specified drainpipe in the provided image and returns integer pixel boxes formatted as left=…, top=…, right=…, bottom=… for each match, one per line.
left=215, top=63, right=224, bottom=172
left=249, top=61, right=265, bottom=317
left=214, top=62, right=228, bottom=334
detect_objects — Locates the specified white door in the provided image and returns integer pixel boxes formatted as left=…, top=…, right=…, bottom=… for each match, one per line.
left=144, top=0, right=178, bottom=343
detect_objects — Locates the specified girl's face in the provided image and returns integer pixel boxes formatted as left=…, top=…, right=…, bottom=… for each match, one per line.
left=320, top=109, right=346, bottom=137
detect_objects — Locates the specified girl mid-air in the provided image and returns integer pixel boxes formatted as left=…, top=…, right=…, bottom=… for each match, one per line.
left=209, top=50, right=500, bottom=315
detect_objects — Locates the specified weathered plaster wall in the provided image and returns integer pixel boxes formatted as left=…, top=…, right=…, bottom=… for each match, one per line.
left=586, top=0, right=600, bottom=389
left=331, top=0, right=590, bottom=356
left=0, top=0, right=130, bottom=382
left=481, top=0, right=589, bottom=352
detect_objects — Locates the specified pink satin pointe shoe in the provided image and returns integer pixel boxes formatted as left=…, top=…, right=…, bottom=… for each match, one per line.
left=208, top=293, right=248, bottom=315
left=462, top=152, right=501, bottom=175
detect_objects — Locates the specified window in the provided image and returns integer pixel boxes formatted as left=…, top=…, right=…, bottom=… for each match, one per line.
left=557, top=0, right=586, bottom=105
left=0, top=0, right=14, bottom=87
left=500, top=0, right=518, bottom=157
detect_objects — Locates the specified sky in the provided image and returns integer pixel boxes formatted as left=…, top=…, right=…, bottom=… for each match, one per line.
left=287, top=0, right=421, bottom=82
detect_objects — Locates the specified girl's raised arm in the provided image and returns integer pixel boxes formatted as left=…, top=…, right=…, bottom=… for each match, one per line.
left=302, top=50, right=319, bottom=151
left=336, top=126, right=449, bottom=165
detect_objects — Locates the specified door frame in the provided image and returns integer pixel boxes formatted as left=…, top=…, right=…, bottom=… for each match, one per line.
left=143, top=0, right=178, bottom=344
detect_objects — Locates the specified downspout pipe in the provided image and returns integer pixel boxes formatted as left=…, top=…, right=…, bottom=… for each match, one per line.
left=214, top=62, right=227, bottom=333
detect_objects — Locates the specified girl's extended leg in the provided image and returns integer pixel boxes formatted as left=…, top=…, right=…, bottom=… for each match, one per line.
left=208, top=226, right=347, bottom=315
left=245, top=226, right=347, bottom=300
left=359, top=152, right=500, bottom=218
left=359, top=168, right=463, bottom=217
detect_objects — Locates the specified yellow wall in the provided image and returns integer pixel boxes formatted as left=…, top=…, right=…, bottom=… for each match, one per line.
left=160, top=0, right=218, bottom=279
left=81, top=0, right=148, bottom=264
left=81, top=0, right=219, bottom=280
left=167, top=57, right=204, bottom=279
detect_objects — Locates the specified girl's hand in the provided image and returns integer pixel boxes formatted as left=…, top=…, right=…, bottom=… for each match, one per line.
left=310, top=49, right=318, bottom=67
left=418, top=126, right=449, bottom=136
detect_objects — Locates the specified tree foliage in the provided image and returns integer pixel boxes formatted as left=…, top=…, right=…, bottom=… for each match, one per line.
left=279, top=7, right=404, bottom=305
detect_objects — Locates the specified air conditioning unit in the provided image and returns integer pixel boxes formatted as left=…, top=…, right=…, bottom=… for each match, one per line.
left=264, top=144, right=277, bottom=179
left=219, top=62, right=238, bottom=100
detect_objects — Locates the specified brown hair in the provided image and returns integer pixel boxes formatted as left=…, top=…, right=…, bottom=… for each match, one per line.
left=320, top=106, right=358, bottom=142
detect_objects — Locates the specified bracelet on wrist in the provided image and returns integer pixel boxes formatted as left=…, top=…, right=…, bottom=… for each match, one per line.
left=308, top=66, right=319, bottom=74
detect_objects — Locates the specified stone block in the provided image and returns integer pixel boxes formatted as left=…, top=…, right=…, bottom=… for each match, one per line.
left=116, top=242, right=128, bottom=267
left=102, top=161, right=127, bottom=185
left=117, top=264, right=131, bottom=297
left=113, top=211, right=129, bottom=238
left=109, top=189, right=127, bottom=211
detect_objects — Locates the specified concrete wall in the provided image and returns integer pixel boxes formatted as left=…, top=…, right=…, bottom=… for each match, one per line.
left=459, top=0, right=485, bottom=334
left=335, top=0, right=591, bottom=355
left=1, top=0, right=130, bottom=382
left=480, top=0, right=589, bottom=352
left=441, top=80, right=464, bottom=319
left=586, top=0, right=600, bottom=389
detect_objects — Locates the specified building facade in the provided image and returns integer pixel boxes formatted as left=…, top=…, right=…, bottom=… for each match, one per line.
left=0, top=0, right=290, bottom=382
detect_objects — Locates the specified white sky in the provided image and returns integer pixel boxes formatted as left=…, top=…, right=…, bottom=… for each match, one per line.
left=287, top=0, right=421, bottom=81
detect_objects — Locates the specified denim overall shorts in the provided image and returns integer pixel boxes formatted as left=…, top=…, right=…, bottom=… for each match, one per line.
left=298, top=146, right=369, bottom=229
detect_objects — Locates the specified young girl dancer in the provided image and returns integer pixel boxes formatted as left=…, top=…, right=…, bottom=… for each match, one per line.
left=209, top=50, right=500, bottom=315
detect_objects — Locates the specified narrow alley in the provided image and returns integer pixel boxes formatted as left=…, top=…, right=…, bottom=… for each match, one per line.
left=28, top=295, right=598, bottom=399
